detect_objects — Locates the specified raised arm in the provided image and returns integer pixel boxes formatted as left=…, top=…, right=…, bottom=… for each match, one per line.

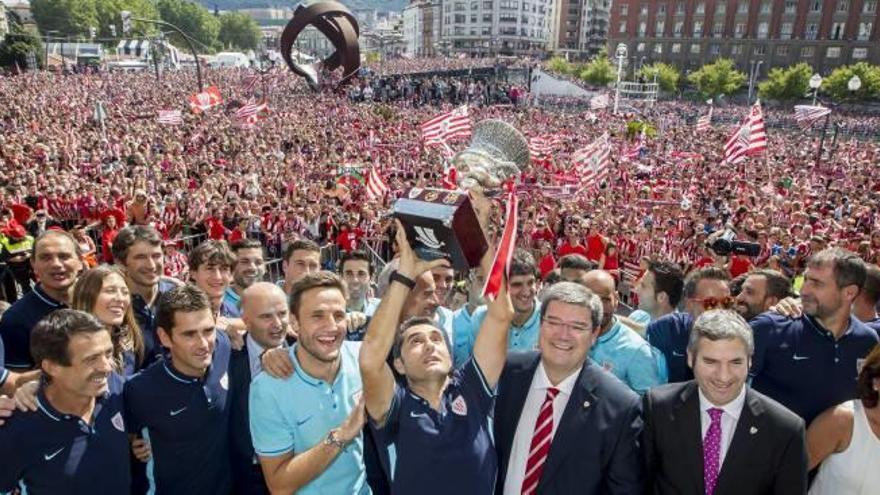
left=359, top=221, right=447, bottom=426
left=471, top=273, right=514, bottom=389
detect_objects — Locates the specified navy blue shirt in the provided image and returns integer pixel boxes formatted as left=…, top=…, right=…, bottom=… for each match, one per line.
left=130, top=278, right=178, bottom=367
left=646, top=312, right=694, bottom=383
left=750, top=312, right=879, bottom=425
left=124, top=331, right=232, bottom=495
left=371, top=358, right=497, bottom=495
left=0, top=335, right=8, bottom=388
left=0, top=285, right=65, bottom=370
left=0, top=374, right=129, bottom=494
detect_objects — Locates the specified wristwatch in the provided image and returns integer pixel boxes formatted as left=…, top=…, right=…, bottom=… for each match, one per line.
left=324, top=429, right=347, bottom=451
left=390, top=270, right=416, bottom=290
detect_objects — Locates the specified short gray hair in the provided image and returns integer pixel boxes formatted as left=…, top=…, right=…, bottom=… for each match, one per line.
left=539, top=281, right=603, bottom=329
left=687, top=309, right=754, bottom=356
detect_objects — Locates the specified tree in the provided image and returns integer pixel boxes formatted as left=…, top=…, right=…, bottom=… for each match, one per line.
left=579, top=55, right=614, bottom=86
left=757, top=62, right=813, bottom=101
left=637, top=62, right=680, bottom=92
left=822, top=62, right=880, bottom=101
left=687, top=58, right=747, bottom=98
left=0, top=27, right=44, bottom=69
left=93, top=0, right=158, bottom=39
left=218, top=11, right=261, bottom=51
left=157, top=0, right=220, bottom=51
left=31, top=0, right=156, bottom=38
left=547, top=55, right=573, bottom=75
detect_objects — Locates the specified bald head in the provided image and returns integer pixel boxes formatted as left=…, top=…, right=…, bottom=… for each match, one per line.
left=241, top=282, right=290, bottom=349
left=579, top=270, right=618, bottom=331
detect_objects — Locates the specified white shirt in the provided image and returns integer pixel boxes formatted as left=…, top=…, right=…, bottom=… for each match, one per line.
left=698, top=385, right=747, bottom=467
left=245, top=334, right=267, bottom=380
left=503, top=362, right=583, bottom=495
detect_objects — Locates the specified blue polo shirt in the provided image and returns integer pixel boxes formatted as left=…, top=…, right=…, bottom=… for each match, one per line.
left=221, top=287, right=242, bottom=318
left=131, top=278, right=179, bottom=367
left=249, top=341, right=369, bottom=495
left=590, top=317, right=668, bottom=394
left=370, top=358, right=496, bottom=494
left=124, top=331, right=232, bottom=495
left=863, top=317, right=880, bottom=338
left=646, top=312, right=694, bottom=383
left=453, top=300, right=542, bottom=367
left=750, top=312, right=879, bottom=424
left=0, top=373, right=129, bottom=494
left=0, top=284, right=65, bottom=369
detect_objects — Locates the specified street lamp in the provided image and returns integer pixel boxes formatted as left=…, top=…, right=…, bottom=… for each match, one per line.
left=809, top=73, right=822, bottom=105
left=613, top=43, right=627, bottom=115
left=747, top=59, right=763, bottom=103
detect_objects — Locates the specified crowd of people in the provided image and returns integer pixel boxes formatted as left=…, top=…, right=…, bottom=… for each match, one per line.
left=0, top=56, right=879, bottom=494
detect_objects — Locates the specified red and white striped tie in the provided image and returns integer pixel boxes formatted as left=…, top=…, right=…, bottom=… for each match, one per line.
left=521, top=387, right=560, bottom=495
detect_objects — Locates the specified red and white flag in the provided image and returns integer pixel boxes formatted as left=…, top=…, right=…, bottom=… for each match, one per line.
left=747, top=99, right=768, bottom=155
left=235, top=101, right=269, bottom=127
left=157, top=110, right=183, bottom=125
left=364, top=165, right=388, bottom=200
left=189, top=86, right=223, bottom=113
left=590, top=94, right=609, bottom=110
left=482, top=182, right=518, bottom=301
left=421, top=105, right=471, bottom=145
left=528, top=135, right=562, bottom=162
left=241, top=74, right=259, bottom=93
left=794, top=105, right=831, bottom=129
left=574, top=132, right=611, bottom=189
left=442, top=165, right=458, bottom=190
left=696, top=105, right=713, bottom=132
left=723, top=100, right=767, bottom=164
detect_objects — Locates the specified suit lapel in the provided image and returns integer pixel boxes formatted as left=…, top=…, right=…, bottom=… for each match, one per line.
left=498, top=354, right=542, bottom=472
left=715, top=389, right=765, bottom=493
left=672, top=382, right=706, bottom=494
left=537, top=363, right=599, bottom=488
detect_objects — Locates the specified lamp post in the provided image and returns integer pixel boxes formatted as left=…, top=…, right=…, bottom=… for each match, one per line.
left=747, top=59, right=763, bottom=103
left=809, top=73, right=822, bottom=105
left=815, top=75, right=860, bottom=168
left=122, top=11, right=204, bottom=92
left=613, top=43, right=627, bottom=115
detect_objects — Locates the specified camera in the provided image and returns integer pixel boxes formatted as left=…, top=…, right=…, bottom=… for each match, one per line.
left=708, top=227, right=761, bottom=257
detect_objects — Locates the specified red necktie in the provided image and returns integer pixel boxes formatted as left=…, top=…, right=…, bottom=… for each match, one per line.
left=521, top=387, right=560, bottom=495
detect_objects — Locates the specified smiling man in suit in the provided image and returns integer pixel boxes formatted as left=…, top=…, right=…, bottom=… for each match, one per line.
left=642, top=309, right=807, bottom=495
left=494, top=281, right=644, bottom=495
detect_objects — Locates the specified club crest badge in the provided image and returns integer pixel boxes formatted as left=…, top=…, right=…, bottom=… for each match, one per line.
left=111, top=412, right=125, bottom=432
left=451, top=395, right=467, bottom=416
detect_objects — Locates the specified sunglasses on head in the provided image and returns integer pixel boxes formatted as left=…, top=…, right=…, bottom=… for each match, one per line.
left=691, top=296, right=735, bottom=310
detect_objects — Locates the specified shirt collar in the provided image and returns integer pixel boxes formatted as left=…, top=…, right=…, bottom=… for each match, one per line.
left=290, top=344, right=343, bottom=387
left=162, top=360, right=204, bottom=384
left=596, top=316, right=622, bottom=344
left=514, top=300, right=542, bottom=331
left=697, top=384, right=748, bottom=421
left=33, top=284, right=64, bottom=308
left=246, top=333, right=267, bottom=377
left=533, top=361, right=582, bottom=398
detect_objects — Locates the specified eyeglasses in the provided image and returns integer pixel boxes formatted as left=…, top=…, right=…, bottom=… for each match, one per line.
left=542, top=316, right=591, bottom=333
left=691, top=296, right=735, bottom=310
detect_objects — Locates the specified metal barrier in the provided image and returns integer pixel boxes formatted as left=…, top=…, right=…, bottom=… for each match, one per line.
left=320, top=243, right=340, bottom=271
left=178, top=232, right=208, bottom=253
left=264, top=258, right=284, bottom=284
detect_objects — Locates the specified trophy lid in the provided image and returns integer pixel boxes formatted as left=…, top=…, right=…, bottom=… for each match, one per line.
left=452, top=119, right=530, bottom=192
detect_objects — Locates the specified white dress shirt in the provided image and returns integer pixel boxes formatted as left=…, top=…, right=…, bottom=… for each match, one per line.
left=503, top=362, right=583, bottom=495
left=245, top=334, right=267, bottom=380
left=698, top=385, right=747, bottom=467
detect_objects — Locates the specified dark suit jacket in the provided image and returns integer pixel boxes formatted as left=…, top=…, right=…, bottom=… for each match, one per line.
left=228, top=343, right=270, bottom=495
left=494, top=352, right=644, bottom=495
left=642, top=381, right=807, bottom=495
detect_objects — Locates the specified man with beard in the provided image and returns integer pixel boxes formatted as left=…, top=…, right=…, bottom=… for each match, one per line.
left=852, top=264, right=880, bottom=336
left=750, top=248, right=879, bottom=425
left=223, top=239, right=266, bottom=318
left=340, top=250, right=380, bottom=317
left=733, top=269, right=791, bottom=321
left=124, top=284, right=233, bottom=494
left=628, top=260, right=684, bottom=328
left=249, top=272, right=368, bottom=494
left=0, top=310, right=130, bottom=494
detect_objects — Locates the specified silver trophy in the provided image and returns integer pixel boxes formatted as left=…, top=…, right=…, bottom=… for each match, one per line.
left=452, top=119, right=531, bottom=195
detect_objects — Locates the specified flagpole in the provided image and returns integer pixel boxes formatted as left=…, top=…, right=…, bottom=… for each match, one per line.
left=814, top=112, right=831, bottom=168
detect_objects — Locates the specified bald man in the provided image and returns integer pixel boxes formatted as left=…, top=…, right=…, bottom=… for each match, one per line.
left=579, top=270, right=668, bottom=395
left=230, top=282, right=291, bottom=495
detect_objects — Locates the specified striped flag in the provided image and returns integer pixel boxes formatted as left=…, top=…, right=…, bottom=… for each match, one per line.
left=794, top=105, right=831, bottom=129
left=723, top=120, right=751, bottom=165
left=235, top=101, right=268, bottom=127
left=241, top=74, right=259, bottom=93
left=723, top=100, right=767, bottom=164
left=696, top=99, right=714, bottom=131
left=364, top=165, right=388, bottom=200
left=575, top=132, right=611, bottom=189
left=189, top=86, right=223, bottom=113
left=590, top=94, right=609, bottom=110
left=157, top=110, right=183, bottom=125
left=747, top=99, right=768, bottom=155
left=421, top=105, right=471, bottom=145
left=622, top=260, right=642, bottom=283
left=622, top=127, right=646, bottom=161
left=528, top=135, right=562, bottom=162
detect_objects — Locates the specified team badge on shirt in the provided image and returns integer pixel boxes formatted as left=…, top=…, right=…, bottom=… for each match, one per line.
left=220, top=372, right=229, bottom=390
left=451, top=395, right=467, bottom=416
left=111, top=412, right=125, bottom=432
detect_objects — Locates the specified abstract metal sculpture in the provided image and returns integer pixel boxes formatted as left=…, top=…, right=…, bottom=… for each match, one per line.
left=279, top=1, right=361, bottom=91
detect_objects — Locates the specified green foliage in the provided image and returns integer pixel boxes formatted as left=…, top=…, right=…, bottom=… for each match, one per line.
left=31, top=0, right=156, bottom=38
left=547, top=55, right=573, bottom=75
left=637, top=62, right=680, bottom=92
left=757, top=62, right=813, bottom=101
left=0, top=27, right=44, bottom=69
left=687, top=58, right=747, bottom=98
left=579, top=55, right=615, bottom=86
left=218, top=11, right=261, bottom=50
left=822, top=62, right=880, bottom=101
left=625, top=120, right=656, bottom=139
left=157, top=0, right=220, bottom=51
left=364, top=51, right=381, bottom=64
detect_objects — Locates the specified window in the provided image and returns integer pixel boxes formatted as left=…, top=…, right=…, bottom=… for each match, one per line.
left=654, top=43, right=663, bottom=54
left=710, top=44, right=721, bottom=55
left=690, top=43, right=701, bottom=53
left=455, top=1, right=467, bottom=11
left=801, top=46, right=815, bottom=57
left=619, top=21, right=627, bottom=33
left=696, top=2, right=706, bottom=14
left=694, top=20, right=703, bottom=36
left=732, top=44, right=743, bottom=54
left=674, top=21, right=684, bottom=37
left=658, top=4, right=667, bottom=14
left=641, top=5, right=649, bottom=15
left=858, top=22, right=873, bottom=40
left=716, top=1, right=726, bottom=14
left=781, top=22, right=793, bottom=39
left=809, top=0, right=821, bottom=12
left=865, top=0, right=877, bottom=12
left=754, top=45, right=765, bottom=55
left=639, top=21, right=647, bottom=35
left=851, top=47, right=868, bottom=59
left=826, top=46, right=841, bottom=58
left=637, top=42, right=646, bottom=52
left=777, top=45, right=789, bottom=55
left=713, top=21, right=724, bottom=37
left=738, top=1, right=749, bottom=13
left=484, top=1, right=493, bottom=8
left=831, top=22, right=845, bottom=40
left=655, top=20, right=666, bottom=34
left=455, top=14, right=467, bottom=23
left=620, top=4, right=628, bottom=15
left=757, top=21, right=769, bottom=38
left=499, top=13, right=516, bottom=22
left=499, top=0, right=517, bottom=8
left=471, top=1, right=479, bottom=10
left=735, top=22, right=746, bottom=38
left=760, top=1, right=771, bottom=13
left=837, top=0, right=848, bottom=11
left=677, top=2, right=686, bottom=14
left=806, top=23, right=818, bottom=40
left=483, top=14, right=492, bottom=22
left=471, top=14, right=477, bottom=22
left=672, top=42, right=682, bottom=53
left=784, top=0, right=797, bottom=13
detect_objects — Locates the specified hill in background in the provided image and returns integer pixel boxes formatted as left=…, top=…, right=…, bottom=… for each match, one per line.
left=201, top=0, right=407, bottom=12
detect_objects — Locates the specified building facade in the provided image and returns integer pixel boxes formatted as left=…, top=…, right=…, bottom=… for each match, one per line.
left=608, top=0, right=880, bottom=75
left=440, top=0, right=557, bottom=56
left=556, top=0, right=612, bottom=59
left=403, top=0, right=442, bottom=56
